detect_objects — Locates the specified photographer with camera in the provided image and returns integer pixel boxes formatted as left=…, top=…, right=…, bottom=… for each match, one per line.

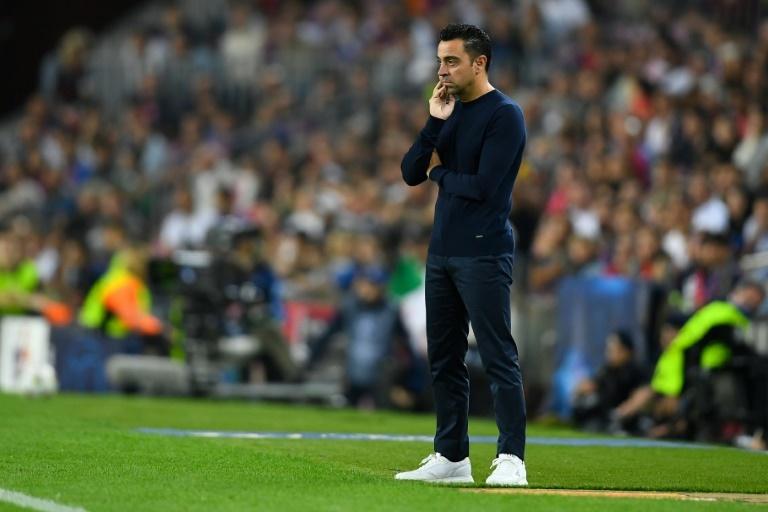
left=203, top=225, right=299, bottom=383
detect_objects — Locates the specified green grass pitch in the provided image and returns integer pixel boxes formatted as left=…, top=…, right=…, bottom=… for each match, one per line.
left=1, top=393, right=767, bottom=511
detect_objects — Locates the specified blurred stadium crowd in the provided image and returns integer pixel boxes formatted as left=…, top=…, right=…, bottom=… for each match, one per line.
left=1, top=0, right=767, bottom=444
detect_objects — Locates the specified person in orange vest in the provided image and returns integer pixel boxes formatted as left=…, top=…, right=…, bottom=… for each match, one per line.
left=78, top=245, right=167, bottom=354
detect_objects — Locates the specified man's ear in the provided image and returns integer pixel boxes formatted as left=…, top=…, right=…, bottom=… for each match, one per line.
left=474, top=55, right=487, bottom=74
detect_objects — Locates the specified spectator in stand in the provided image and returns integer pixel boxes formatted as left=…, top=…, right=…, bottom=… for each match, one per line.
left=565, top=235, right=603, bottom=277
left=220, top=1, right=266, bottom=86
left=567, top=178, right=600, bottom=240
left=689, top=172, right=730, bottom=235
left=677, top=232, right=740, bottom=314
left=529, top=214, right=571, bottom=292
left=603, top=234, right=634, bottom=277
left=40, top=28, right=93, bottom=104
left=743, top=189, right=768, bottom=255
left=157, top=186, right=215, bottom=254
left=725, top=186, right=750, bottom=251
left=733, top=106, right=768, bottom=188
left=634, top=226, right=664, bottom=281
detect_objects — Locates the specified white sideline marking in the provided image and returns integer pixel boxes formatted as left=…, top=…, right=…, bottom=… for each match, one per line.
left=137, top=428, right=719, bottom=450
left=0, top=488, right=87, bottom=512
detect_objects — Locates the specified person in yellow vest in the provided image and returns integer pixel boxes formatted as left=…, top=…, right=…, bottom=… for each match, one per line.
left=0, top=230, right=71, bottom=325
left=651, top=282, right=764, bottom=398
left=0, top=233, right=40, bottom=315
left=612, top=280, right=765, bottom=437
left=79, top=245, right=165, bottom=352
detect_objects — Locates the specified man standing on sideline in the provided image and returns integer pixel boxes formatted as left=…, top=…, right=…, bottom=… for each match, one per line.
left=395, top=24, right=528, bottom=486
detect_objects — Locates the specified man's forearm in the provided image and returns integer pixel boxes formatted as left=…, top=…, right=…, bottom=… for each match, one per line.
left=427, top=105, right=525, bottom=201
left=401, top=116, right=445, bottom=186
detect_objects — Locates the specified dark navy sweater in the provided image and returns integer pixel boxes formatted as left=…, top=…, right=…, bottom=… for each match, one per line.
left=401, top=89, right=526, bottom=257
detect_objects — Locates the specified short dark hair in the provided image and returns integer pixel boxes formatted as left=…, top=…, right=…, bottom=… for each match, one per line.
left=439, top=23, right=492, bottom=71
left=700, top=231, right=730, bottom=246
left=611, top=330, right=635, bottom=352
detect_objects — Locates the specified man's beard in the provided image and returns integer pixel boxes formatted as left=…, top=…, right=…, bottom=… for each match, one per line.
left=445, top=79, right=470, bottom=98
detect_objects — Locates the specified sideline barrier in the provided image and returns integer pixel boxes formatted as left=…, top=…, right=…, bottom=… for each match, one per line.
left=0, top=316, right=52, bottom=394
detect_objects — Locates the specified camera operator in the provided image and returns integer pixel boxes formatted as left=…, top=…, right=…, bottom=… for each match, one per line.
left=210, top=225, right=299, bottom=382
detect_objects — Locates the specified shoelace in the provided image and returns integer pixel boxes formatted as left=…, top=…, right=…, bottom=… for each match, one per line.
left=420, top=453, right=441, bottom=466
left=490, top=456, right=521, bottom=470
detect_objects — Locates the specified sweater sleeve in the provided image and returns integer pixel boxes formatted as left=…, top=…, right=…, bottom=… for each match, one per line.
left=428, top=105, right=525, bottom=201
left=401, top=116, right=445, bottom=186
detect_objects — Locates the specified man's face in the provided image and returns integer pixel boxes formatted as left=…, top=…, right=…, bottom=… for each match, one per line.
left=754, top=199, right=768, bottom=224
left=175, top=190, right=192, bottom=213
left=123, top=248, right=148, bottom=278
left=237, top=237, right=263, bottom=263
left=437, top=39, right=478, bottom=97
left=731, top=286, right=766, bottom=316
left=353, top=277, right=382, bottom=303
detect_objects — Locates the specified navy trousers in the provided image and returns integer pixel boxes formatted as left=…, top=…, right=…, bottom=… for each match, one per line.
left=425, top=252, right=526, bottom=461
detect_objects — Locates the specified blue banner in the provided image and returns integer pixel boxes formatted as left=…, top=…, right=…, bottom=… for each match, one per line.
left=550, top=277, right=651, bottom=417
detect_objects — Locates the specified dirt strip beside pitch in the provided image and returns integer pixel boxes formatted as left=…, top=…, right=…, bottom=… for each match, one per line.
left=464, top=488, right=768, bottom=503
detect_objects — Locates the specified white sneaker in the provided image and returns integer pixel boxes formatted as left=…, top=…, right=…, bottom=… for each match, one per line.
left=485, top=454, right=528, bottom=486
left=395, top=453, right=474, bottom=484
